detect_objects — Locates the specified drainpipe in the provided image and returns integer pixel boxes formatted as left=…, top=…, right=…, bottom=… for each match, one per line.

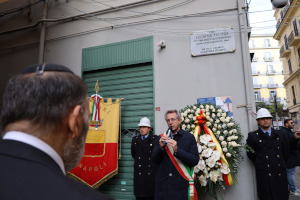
left=237, top=0, right=256, bottom=198
left=38, top=0, right=48, bottom=63
left=237, top=0, right=253, bottom=132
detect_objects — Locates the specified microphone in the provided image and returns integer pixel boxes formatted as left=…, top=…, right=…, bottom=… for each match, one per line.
left=165, top=126, right=172, bottom=144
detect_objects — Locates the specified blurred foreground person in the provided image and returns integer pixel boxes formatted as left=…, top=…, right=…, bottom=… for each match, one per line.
left=0, top=64, right=113, bottom=200
left=246, top=108, right=289, bottom=200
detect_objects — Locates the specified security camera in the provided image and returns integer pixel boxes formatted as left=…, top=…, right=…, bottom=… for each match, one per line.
left=157, top=40, right=166, bottom=48
left=271, top=0, right=288, bottom=8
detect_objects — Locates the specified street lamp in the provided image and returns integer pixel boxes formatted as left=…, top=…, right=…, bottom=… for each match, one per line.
left=271, top=0, right=288, bottom=8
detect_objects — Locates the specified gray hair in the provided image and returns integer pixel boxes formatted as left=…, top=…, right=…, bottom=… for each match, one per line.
left=165, top=109, right=181, bottom=121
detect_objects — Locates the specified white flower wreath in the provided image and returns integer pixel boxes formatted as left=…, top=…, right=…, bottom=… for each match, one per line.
left=180, top=103, right=243, bottom=199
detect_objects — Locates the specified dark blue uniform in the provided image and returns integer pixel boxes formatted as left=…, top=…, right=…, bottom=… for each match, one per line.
left=131, top=133, right=159, bottom=199
left=151, top=128, right=199, bottom=200
left=246, top=128, right=290, bottom=200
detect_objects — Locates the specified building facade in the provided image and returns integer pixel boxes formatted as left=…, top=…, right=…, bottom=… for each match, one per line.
left=0, top=0, right=258, bottom=199
left=273, top=0, right=300, bottom=130
left=249, top=34, right=286, bottom=107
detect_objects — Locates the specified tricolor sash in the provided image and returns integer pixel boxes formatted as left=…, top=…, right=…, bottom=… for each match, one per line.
left=161, top=133, right=198, bottom=200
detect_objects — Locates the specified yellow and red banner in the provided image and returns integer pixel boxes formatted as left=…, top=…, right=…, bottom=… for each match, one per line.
left=68, top=98, right=120, bottom=188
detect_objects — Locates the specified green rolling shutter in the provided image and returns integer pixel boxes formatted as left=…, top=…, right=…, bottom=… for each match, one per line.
left=83, top=62, right=154, bottom=130
left=98, top=137, right=134, bottom=199
left=81, top=37, right=154, bottom=199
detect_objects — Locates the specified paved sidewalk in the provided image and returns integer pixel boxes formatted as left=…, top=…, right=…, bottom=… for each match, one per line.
left=290, top=167, right=300, bottom=200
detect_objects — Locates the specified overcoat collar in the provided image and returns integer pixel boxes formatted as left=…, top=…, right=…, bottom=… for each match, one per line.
left=281, top=127, right=293, bottom=133
left=0, top=139, right=63, bottom=175
left=139, top=133, right=154, bottom=141
left=257, top=128, right=280, bottom=139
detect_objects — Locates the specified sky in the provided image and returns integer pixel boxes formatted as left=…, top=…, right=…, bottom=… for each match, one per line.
left=248, top=0, right=277, bottom=35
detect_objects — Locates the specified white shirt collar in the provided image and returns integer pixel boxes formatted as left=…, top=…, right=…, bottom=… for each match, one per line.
left=3, top=131, right=66, bottom=175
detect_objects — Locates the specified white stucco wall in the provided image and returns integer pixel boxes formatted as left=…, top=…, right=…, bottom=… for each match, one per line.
left=0, top=0, right=257, bottom=199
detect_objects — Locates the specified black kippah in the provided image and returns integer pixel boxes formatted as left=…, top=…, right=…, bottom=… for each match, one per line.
left=20, top=63, right=74, bottom=74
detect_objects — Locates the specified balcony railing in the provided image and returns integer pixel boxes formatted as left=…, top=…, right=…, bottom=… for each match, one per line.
left=255, top=97, right=266, bottom=102
left=295, top=28, right=299, bottom=37
left=266, top=70, right=276, bottom=75
left=252, top=71, right=260, bottom=75
left=276, top=70, right=283, bottom=75
left=288, top=29, right=300, bottom=46
left=255, top=97, right=261, bottom=102
left=288, top=31, right=294, bottom=45
left=275, top=1, right=292, bottom=31
left=269, top=97, right=281, bottom=102
left=264, top=57, right=274, bottom=62
left=253, top=84, right=262, bottom=88
left=276, top=19, right=281, bottom=30
left=267, top=83, right=278, bottom=88
left=280, top=45, right=291, bottom=58
left=280, top=6, right=289, bottom=21
left=278, top=84, right=284, bottom=88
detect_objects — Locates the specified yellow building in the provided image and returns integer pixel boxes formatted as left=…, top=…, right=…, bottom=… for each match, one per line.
left=274, top=0, right=300, bottom=128
left=249, top=34, right=286, bottom=108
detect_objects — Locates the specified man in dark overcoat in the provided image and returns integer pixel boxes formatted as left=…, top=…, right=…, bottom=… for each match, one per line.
left=131, top=117, right=159, bottom=200
left=281, top=119, right=300, bottom=196
left=247, top=108, right=290, bottom=200
left=151, top=110, right=199, bottom=200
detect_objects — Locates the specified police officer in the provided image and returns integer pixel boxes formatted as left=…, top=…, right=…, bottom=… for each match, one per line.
left=247, top=108, right=290, bottom=200
left=131, top=117, right=159, bottom=200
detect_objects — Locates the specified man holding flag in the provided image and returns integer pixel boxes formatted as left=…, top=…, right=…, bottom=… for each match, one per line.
left=152, top=110, right=199, bottom=200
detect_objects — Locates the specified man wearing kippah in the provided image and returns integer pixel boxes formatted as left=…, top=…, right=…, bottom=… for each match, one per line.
left=0, top=64, right=113, bottom=200
left=131, top=117, right=159, bottom=200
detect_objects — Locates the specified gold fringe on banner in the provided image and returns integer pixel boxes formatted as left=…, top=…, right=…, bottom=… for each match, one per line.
left=67, top=170, right=118, bottom=189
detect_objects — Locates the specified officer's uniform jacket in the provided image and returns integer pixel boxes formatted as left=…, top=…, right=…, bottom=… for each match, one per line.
left=131, top=133, right=159, bottom=198
left=246, top=128, right=289, bottom=200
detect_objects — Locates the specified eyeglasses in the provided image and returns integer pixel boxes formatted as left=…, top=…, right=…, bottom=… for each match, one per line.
left=166, top=118, right=178, bottom=123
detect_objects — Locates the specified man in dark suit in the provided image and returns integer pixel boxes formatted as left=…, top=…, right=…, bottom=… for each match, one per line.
left=0, top=64, right=113, bottom=200
left=151, top=110, right=199, bottom=200
left=246, top=108, right=290, bottom=200
left=282, top=119, right=300, bottom=196
left=131, top=117, right=159, bottom=200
